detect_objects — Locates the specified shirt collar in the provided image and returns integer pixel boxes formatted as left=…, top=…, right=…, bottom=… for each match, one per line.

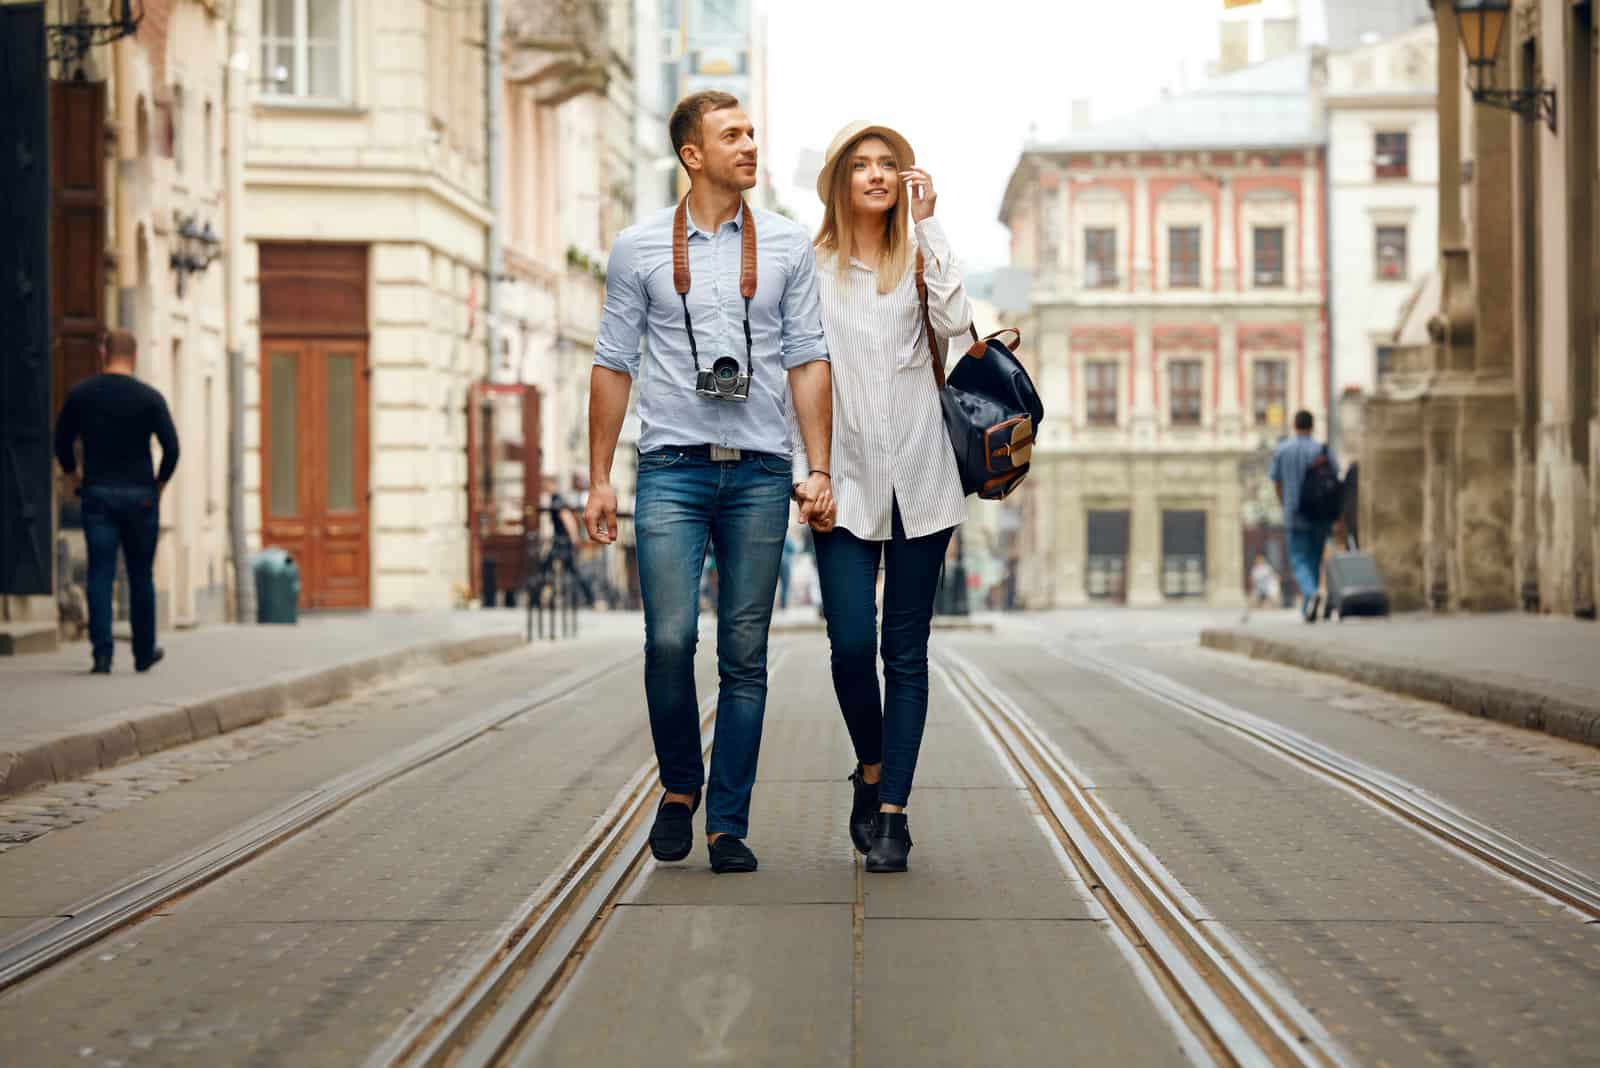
left=684, top=203, right=744, bottom=240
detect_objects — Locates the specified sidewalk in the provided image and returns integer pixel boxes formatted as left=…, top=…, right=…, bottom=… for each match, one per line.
left=1200, top=614, right=1600, bottom=746
left=0, top=610, right=569, bottom=799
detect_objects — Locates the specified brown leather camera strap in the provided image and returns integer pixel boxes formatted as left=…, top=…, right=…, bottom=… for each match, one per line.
left=672, top=196, right=758, bottom=376
left=672, top=196, right=758, bottom=299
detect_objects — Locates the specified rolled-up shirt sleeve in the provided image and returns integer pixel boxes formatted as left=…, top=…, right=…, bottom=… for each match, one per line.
left=787, top=387, right=810, bottom=485
left=779, top=231, right=829, bottom=370
left=916, top=217, right=974, bottom=339
left=594, top=229, right=646, bottom=377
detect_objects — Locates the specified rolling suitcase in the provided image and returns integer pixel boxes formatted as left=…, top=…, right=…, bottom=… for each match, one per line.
left=1325, top=548, right=1389, bottom=619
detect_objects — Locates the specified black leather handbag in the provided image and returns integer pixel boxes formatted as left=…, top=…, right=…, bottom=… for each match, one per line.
left=916, top=254, right=1044, bottom=500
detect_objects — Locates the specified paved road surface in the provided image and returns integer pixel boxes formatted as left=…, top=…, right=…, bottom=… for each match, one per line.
left=0, top=610, right=1595, bottom=1066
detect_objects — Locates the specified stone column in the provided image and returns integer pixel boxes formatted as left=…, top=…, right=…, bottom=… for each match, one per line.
left=1211, top=454, right=1246, bottom=608
left=1421, top=396, right=1460, bottom=611
left=1436, top=1, right=1474, bottom=374
left=1055, top=459, right=1089, bottom=607
left=1127, top=457, right=1163, bottom=606
left=1131, top=317, right=1156, bottom=446
left=1216, top=312, right=1242, bottom=443
left=1473, top=78, right=1516, bottom=378
left=1452, top=391, right=1518, bottom=610
left=1361, top=394, right=1426, bottom=610
left=1133, top=174, right=1152, bottom=292
left=1218, top=175, right=1238, bottom=292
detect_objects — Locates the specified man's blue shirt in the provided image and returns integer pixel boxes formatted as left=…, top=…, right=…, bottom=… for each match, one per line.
left=1270, top=433, right=1336, bottom=530
left=593, top=202, right=828, bottom=457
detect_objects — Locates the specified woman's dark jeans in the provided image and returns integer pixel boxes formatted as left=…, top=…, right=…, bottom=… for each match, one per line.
left=813, top=505, right=955, bottom=807
left=82, top=483, right=161, bottom=664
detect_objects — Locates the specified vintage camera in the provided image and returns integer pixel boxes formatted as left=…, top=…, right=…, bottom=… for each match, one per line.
left=695, top=356, right=750, bottom=401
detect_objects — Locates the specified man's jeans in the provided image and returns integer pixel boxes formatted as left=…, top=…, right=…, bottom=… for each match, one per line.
left=634, top=448, right=790, bottom=839
left=813, top=504, right=954, bottom=807
left=82, top=483, right=161, bottom=664
left=1287, top=523, right=1331, bottom=614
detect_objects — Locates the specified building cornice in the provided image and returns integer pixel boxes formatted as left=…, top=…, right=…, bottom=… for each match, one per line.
left=244, top=165, right=493, bottom=228
left=1326, top=92, right=1437, bottom=110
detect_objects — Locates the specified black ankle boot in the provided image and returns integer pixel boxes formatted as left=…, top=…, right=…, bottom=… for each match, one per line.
left=865, top=812, right=912, bottom=873
left=848, top=767, right=879, bottom=855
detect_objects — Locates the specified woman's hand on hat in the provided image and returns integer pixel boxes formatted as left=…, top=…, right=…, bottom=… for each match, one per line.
left=900, top=168, right=936, bottom=223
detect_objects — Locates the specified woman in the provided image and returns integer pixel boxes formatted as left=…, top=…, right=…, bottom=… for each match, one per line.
left=792, top=121, right=972, bottom=873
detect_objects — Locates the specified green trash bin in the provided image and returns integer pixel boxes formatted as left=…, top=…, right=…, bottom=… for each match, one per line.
left=254, top=548, right=301, bottom=624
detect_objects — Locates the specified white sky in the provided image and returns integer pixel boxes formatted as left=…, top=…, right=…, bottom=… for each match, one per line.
left=758, top=0, right=1270, bottom=271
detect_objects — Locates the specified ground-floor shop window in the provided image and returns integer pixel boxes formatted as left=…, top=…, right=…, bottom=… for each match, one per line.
left=1086, top=509, right=1130, bottom=602
left=1161, top=509, right=1207, bottom=598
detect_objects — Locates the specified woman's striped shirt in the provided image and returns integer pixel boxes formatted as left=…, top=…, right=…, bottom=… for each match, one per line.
left=791, top=217, right=972, bottom=541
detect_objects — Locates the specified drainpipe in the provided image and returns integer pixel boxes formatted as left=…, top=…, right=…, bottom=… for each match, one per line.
left=224, top=0, right=254, bottom=622
left=485, top=0, right=503, bottom=381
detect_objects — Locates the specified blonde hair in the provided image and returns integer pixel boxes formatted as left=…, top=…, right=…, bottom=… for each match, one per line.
left=813, top=134, right=911, bottom=296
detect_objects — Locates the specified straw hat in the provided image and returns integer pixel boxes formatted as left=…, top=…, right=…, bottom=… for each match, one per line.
left=815, top=120, right=916, bottom=205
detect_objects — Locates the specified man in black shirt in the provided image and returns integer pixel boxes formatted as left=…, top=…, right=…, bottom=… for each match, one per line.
left=54, top=330, right=181, bottom=674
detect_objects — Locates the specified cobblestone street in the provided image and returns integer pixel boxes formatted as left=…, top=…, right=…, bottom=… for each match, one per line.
left=1, top=610, right=1596, bottom=1066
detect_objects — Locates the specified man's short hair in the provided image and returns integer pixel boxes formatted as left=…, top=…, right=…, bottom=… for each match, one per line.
left=669, top=90, right=741, bottom=164
left=104, top=329, right=137, bottom=363
left=1293, top=409, right=1314, bottom=431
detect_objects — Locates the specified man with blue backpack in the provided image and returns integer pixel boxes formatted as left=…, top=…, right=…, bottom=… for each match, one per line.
left=1270, top=409, right=1343, bottom=623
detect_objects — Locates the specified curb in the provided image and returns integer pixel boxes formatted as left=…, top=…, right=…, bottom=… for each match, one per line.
left=1198, top=628, right=1600, bottom=749
left=0, top=631, right=525, bottom=800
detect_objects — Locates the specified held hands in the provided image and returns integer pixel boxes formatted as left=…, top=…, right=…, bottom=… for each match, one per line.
left=793, top=473, right=836, bottom=533
left=900, top=167, right=936, bottom=224
left=583, top=482, right=619, bottom=545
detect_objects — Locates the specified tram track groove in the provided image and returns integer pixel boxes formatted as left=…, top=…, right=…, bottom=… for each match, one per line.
left=934, top=649, right=1350, bottom=1068
left=1051, top=644, right=1600, bottom=921
left=0, top=654, right=643, bottom=993
left=370, top=647, right=795, bottom=1068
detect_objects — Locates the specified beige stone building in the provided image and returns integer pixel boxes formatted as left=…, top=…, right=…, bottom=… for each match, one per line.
left=239, top=0, right=491, bottom=611
left=1000, top=84, right=1328, bottom=609
left=1362, top=0, right=1598, bottom=618
left=1, top=0, right=236, bottom=651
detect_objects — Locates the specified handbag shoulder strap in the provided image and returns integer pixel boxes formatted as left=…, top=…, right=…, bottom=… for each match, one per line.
left=916, top=250, right=987, bottom=388
left=914, top=250, right=946, bottom=389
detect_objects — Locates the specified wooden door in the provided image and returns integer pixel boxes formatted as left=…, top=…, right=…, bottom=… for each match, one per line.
left=261, top=339, right=370, bottom=610
left=50, top=79, right=106, bottom=409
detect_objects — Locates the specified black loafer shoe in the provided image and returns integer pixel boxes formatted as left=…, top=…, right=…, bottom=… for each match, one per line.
left=91, top=657, right=111, bottom=675
left=135, top=646, right=165, bottom=673
left=848, top=767, right=879, bottom=855
left=649, top=790, right=700, bottom=862
left=865, top=813, right=912, bottom=874
left=708, top=835, right=758, bottom=874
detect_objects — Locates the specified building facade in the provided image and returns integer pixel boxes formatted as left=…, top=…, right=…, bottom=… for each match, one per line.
left=1001, top=90, right=1328, bottom=608
left=1, top=0, right=235, bottom=651
left=1326, top=21, right=1439, bottom=410
left=1361, top=0, right=1598, bottom=617
left=240, top=0, right=491, bottom=611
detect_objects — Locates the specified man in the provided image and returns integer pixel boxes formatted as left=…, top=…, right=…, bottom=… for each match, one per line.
left=1270, top=409, right=1336, bottom=622
left=54, top=330, right=180, bottom=674
left=583, top=91, right=833, bottom=874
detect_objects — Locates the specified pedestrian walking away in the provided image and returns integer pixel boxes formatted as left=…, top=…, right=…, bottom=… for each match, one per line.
left=796, top=119, right=972, bottom=874
left=52, top=329, right=180, bottom=675
left=1270, top=409, right=1338, bottom=623
left=583, top=90, right=833, bottom=875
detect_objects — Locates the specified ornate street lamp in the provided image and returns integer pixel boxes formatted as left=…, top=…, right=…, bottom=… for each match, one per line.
left=47, top=0, right=144, bottom=69
left=1452, top=0, right=1557, bottom=132
left=170, top=216, right=221, bottom=298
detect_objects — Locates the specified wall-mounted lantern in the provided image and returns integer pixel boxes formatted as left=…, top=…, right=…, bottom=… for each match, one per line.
left=1452, top=0, right=1557, bottom=133
left=48, top=0, right=144, bottom=69
left=170, top=216, right=220, bottom=297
